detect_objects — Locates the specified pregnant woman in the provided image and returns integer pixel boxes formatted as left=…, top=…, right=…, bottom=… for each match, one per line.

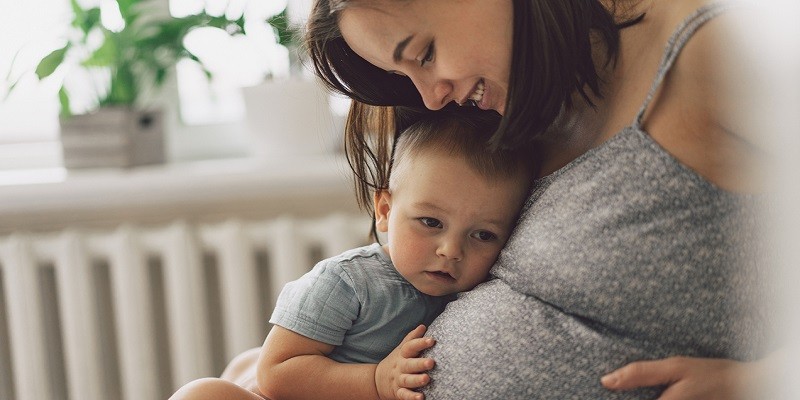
left=305, top=0, right=771, bottom=398
left=188, top=0, right=773, bottom=398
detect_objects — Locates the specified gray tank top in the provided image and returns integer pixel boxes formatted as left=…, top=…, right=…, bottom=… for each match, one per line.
left=422, top=3, right=770, bottom=398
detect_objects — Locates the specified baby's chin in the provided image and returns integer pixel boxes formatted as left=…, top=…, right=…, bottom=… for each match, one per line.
left=416, top=284, right=458, bottom=298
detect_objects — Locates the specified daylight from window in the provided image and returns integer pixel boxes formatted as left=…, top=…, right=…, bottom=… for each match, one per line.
left=0, top=0, right=293, bottom=173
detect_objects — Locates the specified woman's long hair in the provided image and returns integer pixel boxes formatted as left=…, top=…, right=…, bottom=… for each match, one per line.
left=304, top=0, right=640, bottom=214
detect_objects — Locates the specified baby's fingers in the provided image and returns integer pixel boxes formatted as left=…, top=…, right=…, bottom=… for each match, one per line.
left=397, top=387, right=425, bottom=400
left=399, top=325, right=427, bottom=345
left=400, top=337, right=436, bottom=358
left=399, top=373, right=431, bottom=389
left=400, top=357, right=435, bottom=373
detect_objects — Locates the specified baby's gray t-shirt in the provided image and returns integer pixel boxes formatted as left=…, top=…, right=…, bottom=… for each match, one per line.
left=269, top=243, right=452, bottom=363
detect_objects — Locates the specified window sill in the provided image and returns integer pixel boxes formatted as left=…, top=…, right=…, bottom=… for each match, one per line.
left=0, top=154, right=360, bottom=234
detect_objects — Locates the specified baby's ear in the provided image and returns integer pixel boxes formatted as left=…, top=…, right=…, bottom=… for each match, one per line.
left=373, top=190, right=391, bottom=233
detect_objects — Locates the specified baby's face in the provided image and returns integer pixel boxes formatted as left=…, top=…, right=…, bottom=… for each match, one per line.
left=375, top=149, right=529, bottom=296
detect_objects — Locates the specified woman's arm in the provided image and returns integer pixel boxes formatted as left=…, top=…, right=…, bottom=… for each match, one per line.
left=257, top=325, right=436, bottom=400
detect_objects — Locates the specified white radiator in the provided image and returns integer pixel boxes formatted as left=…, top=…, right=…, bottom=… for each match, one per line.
left=0, top=214, right=370, bottom=400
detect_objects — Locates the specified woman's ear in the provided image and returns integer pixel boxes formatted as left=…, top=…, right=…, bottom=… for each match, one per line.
left=373, top=190, right=391, bottom=233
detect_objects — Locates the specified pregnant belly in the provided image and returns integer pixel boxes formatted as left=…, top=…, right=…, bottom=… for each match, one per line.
left=421, top=278, right=663, bottom=399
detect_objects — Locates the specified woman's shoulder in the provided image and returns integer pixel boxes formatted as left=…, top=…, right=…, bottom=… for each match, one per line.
left=676, top=7, right=760, bottom=142
left=665, top=1, right=745, bottom=84
left=644, top=0, right=743, bottom=68
left=636, top=0, right=759, bottom=192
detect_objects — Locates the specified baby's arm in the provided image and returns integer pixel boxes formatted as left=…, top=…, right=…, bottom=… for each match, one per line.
left=257, top=325, right=436, bottom=400
left=257, top=325, right=378, bottom=399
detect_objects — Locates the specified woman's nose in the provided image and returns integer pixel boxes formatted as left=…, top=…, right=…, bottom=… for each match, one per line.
left=436, top=237, right=463, bottom=261
left=412, top=77, right=453, bottom=110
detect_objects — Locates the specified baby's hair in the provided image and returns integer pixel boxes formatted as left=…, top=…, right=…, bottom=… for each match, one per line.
left=361, top=109, right=534, bottom=242
left=389, top=110, right=534, bottom=192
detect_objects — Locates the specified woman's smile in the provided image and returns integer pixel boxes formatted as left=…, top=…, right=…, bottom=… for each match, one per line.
left=338, top=1, right=512, bottom=113
left=462, top=79, right=484, bottom=105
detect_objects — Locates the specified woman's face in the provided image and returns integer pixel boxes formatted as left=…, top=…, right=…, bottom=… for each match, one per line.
left=338, top=0, right=513, bottom=114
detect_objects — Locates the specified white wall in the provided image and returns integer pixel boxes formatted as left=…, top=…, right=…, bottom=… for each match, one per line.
left=740, top=1, right=800, bottom=397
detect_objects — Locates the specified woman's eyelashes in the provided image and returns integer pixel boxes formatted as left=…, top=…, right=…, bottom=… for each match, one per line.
left=386, top=42, right=434, bottom=76
left=419, top=41, right=435, bottom=66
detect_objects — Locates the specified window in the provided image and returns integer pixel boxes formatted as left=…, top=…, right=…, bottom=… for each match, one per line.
left=0, top=0, right=303, bottom=172
left=0, top=0, right=72, bottom=170
left=171, top=0, right=292, bottom=125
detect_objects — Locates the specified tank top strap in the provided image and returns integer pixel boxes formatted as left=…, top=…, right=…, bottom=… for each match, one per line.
left=632, top=2, right=740, bottom=128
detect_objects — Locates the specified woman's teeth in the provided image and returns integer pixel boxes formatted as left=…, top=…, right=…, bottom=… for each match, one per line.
left=468, top=80, right=485, bottom=103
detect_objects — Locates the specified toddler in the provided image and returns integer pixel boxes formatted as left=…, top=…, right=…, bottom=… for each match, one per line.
left=170, top=111, right=533, bottom=400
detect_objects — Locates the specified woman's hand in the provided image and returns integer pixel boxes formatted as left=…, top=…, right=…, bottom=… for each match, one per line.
left=375, top=325, right=437, bottom=400
left=601, top=356, right=760, bottom=400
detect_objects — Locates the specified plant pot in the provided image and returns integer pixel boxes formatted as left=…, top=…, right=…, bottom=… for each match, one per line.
left=242, top=78, right=342, bottom=159
left=59, top=107, right=166, bottom=169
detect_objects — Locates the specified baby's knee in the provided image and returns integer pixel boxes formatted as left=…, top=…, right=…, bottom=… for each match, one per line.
left=170, top=377, right=241, bottom=400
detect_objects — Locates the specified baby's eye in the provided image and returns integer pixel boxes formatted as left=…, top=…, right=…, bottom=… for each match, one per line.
left=472, top=230, right=498, bottom=242
left=419, top=217, right=443, bottom=229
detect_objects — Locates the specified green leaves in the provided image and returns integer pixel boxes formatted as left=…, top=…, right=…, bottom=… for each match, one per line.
left=70, top=0, right=101, bottom=34
left=7, top=0, right=288, bottom=116
left=58, top=87, right=71, bottom=117
left=115, top=0, right=138, bottom=23
left=105, top=63, right=137, bottom=106
left=35, top=46, right=69, bottom=79
left=82, top=36, right=117, bottom=68
left=268, top=9, right=295, bottom=48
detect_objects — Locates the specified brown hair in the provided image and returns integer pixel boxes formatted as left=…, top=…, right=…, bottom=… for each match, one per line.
left=303, top=0, right=640, bottom=214
left=371, top=107, right=533, bottom=240
left=391, top=109, right=533, bottom=191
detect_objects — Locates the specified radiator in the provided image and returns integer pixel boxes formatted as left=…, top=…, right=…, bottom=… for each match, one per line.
left=0, top=214, right=370, bottom=400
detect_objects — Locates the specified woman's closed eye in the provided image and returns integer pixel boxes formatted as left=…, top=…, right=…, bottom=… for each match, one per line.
left=419, top=41, right=435, bottom=67
left=471, top=230, right=498, bottom=242
left=419, top=217, right=443, bottom=229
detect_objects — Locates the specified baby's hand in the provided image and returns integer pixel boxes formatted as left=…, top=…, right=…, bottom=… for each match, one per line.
left=375, top=325, right=437, bottom=400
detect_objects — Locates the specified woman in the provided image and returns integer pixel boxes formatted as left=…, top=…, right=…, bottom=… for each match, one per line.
left=304, top=0, right=772, bottom=398
left=217, top=0, right=772, bottom=398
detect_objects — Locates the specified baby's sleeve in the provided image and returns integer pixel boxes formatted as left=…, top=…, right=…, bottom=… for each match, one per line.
left=269, top=260, right=360, bottom=346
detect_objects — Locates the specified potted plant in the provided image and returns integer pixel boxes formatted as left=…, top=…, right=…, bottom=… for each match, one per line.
left=241, top=7, right=343, bottom=159
left=17, top=0, right=278, bottom=168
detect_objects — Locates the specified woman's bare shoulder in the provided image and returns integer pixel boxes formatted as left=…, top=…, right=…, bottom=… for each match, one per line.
left=641, top=1, right=762, bottom=192
left=669, top=3, right=755, bottom=140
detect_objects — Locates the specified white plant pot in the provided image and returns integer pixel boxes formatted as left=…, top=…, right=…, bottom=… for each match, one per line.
left=242, top=78, right=342, bottom=159
left=59, top=107, right=165, bottom=169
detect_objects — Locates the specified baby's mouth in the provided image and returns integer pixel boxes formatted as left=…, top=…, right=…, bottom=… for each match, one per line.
left=427, top=270, right=455, bottom=281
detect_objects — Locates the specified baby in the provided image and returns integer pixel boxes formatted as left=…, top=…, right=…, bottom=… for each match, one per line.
left=170, top=110, right=534, bottom=400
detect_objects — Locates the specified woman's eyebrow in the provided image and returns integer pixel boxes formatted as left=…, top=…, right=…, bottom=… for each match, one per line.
left=393, top=35, right=414, bottom=63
